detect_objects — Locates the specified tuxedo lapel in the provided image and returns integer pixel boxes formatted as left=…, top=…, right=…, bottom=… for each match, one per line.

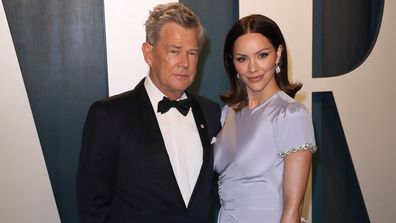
left=133, top=81, right=213, bottom=209
left=187, top=94, right=212, bottom=207
left=134, top=79, right=185, bottom=203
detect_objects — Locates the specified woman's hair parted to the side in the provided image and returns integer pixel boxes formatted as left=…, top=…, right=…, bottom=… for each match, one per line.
left=144, top=2, right=206, bottom=49
left=221, top=14, right=302, bottom=111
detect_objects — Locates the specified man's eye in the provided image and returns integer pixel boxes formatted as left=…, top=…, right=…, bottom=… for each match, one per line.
left=170, top=50, right=179, bottom=54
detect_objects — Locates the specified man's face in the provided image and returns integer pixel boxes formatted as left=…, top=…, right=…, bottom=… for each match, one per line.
left=143, top=22, right=200, bottom=100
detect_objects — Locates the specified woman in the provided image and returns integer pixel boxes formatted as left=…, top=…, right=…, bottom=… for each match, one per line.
left=214, top=14, right=317, bottom=223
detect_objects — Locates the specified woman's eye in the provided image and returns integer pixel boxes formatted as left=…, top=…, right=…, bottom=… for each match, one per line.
left=235, top=57, right=246, bottom=62
left=258, top=52, right=268, bottom=58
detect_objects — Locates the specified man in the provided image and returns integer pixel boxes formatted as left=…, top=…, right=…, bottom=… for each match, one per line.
left=76, top=3, right=221, bottom=223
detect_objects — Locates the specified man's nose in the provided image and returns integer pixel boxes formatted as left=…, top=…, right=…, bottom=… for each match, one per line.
left=178, top=52, right=189, bottom=68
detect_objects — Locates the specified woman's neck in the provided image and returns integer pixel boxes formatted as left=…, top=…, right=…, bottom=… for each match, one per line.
left=247, top=86, right=280, bottom=110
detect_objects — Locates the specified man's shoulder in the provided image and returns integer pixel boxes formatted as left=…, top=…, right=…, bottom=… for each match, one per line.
left=96, top=78, right=146, bottom=106
left=188, top=93, right=219, bottom=109
left=89, top=86, right=144, bottom=116
left=99, top=90, right=135, bottom=104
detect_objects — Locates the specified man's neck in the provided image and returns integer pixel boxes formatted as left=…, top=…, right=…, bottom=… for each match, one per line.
left=148, top=75, right=184, bottom=100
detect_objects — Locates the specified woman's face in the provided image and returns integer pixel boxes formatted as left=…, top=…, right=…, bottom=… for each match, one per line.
left=232, top=32, right=282, bottom=99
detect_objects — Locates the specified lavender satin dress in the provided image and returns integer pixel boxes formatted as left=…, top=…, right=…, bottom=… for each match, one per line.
left=214, top=91, right=316, bottom=223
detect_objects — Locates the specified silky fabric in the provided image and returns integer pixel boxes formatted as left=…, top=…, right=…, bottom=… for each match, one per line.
left=214, top=91, right=316, bottom=223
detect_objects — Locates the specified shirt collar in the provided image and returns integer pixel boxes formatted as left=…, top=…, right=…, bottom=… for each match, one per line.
left=144, top=75, right=187, bottom=113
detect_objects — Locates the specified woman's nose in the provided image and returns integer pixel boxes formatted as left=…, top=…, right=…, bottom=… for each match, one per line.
left=249, top=59, right=257, bottom=73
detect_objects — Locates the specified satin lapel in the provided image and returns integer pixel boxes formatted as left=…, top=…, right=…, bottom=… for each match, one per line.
left=187, top=94, right=212, bottom=206
left=134, top=79, right=184, bottom=202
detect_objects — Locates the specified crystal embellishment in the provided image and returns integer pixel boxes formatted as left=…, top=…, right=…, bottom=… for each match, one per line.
left=279, top=143, right=317, bottom=157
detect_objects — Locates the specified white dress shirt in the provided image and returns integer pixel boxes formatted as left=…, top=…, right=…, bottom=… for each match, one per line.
left=144, top=76, right=203, bottom=206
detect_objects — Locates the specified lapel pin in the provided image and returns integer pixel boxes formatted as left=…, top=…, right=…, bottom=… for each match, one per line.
left=200, top=124, right=205, bottom=129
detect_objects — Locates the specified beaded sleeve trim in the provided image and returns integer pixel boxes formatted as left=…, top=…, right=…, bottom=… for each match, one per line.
left=279, top=143, right=317, bottom=157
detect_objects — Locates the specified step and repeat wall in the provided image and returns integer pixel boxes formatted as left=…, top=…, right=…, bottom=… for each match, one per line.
left=1, top=0, right=394, bottom=222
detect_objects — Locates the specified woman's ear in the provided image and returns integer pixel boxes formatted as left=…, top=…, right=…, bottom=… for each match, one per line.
left=142, top=42, right=153, bottom=66
left=276, top=45, right=283, bottom=64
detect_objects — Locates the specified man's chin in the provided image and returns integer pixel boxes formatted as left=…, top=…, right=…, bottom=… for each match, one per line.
left=172, top=81, right=192, bottom=91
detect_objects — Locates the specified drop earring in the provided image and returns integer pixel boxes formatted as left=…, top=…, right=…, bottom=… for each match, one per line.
left=275, top=63, right=281, bottom=74
left=236, top=73, right=240, bottom=80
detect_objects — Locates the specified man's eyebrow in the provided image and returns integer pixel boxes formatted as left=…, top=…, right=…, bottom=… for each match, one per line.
left=167, top=44, right=199, bottom=52
left=189, top=48, right=200, bottom=52
left=167, top=44, right=182, bottom=49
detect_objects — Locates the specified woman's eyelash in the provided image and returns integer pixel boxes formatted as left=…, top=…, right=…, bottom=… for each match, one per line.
left=235, top=57, right=246, bottom=62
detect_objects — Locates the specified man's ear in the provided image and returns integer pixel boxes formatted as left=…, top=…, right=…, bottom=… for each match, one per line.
left=142, top=42, right=153, bottom=66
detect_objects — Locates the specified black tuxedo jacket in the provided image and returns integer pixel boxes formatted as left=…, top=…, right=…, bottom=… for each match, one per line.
left=76, top=78, right=221, bottom=223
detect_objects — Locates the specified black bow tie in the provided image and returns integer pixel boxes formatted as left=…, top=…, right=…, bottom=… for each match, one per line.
left=157, top=96, right=192, bottom=116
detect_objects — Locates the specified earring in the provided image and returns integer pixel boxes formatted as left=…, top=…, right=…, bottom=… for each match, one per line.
left=236, top=73, right=240, bottom=80
left=275, top=63, right=281, bottom=74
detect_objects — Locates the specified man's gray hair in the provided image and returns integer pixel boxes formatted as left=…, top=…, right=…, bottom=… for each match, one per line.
left=144, top=2, right=206, bottom=48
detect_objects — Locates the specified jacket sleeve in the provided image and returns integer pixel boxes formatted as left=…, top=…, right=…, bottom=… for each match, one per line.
left=76, top=101, right=118, bottom=223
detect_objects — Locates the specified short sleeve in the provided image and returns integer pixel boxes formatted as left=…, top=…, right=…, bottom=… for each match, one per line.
left=275, top=102, right=317, bottom=157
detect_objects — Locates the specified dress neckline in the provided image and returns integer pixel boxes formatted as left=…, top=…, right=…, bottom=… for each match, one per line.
left=243, top=91, right=282, bottom=114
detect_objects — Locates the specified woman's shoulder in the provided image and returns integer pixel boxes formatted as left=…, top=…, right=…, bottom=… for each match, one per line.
left=273, top=92, right=317, bottom=156
left=275, top=91, right=310, bottom=119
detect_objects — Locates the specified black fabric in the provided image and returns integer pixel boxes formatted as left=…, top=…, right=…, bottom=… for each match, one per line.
left=158, top=97, right=192, bottom=116
left=76, top=78, right=222, bottom=223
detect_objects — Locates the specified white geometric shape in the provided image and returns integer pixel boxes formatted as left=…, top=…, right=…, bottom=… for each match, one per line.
left=104, top=0, right=177, bottom=96
left=0, top=1, right=61, bottom=222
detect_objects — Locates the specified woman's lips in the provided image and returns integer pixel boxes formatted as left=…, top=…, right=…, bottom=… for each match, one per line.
left=247, top=75, right=263, bottom=82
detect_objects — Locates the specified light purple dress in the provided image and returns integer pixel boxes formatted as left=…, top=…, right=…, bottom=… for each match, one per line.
left=214, top=91, right=316, bottom=223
